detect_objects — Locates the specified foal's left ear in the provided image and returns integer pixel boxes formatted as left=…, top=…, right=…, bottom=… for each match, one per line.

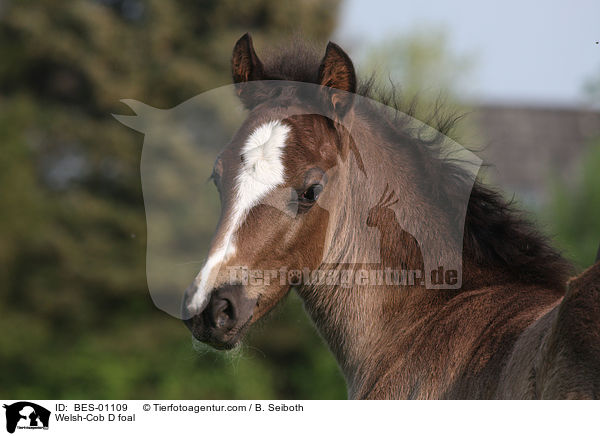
left=318, top=42, right=356, bottom=116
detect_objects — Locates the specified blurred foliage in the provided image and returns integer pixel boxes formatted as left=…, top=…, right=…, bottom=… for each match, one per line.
left=0, top=0, right=346, bottom=399
left=583, top=65, right=600, bottom=106
left=543, top=138, right=600, bottom=271
left=359, top=28, right=476, bottom=128
left=361, top=29, right=475, bottom=98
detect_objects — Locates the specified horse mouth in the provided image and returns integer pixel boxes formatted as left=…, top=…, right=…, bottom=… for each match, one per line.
left=201, top=314, right=254, bottom=350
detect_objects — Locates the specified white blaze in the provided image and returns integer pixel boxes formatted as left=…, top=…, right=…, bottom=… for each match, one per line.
left=187, top=120, right=290, bottom=314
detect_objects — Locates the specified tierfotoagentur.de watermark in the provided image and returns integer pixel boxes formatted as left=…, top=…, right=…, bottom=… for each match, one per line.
left=226, top=266, right=459, bottom=288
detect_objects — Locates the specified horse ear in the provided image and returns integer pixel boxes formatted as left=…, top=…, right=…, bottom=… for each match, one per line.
left=231, top=33, right=266, bottom=108
left=318, top=42, right=356, bottom=116
left=232, top=33, right=264, bottom=84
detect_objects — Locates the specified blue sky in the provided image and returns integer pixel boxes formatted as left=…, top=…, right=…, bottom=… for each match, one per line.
left=335, top=0, right=600, bottom=105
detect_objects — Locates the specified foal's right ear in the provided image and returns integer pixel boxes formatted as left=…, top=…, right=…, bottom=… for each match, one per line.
left=232, top=33, right=266, bottom=108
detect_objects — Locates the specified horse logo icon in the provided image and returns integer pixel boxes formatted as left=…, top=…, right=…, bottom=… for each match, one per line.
left=3, top=402, right=50, bottom=434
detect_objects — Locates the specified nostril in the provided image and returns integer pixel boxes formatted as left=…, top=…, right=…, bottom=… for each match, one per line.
left=210, top=298, right=236, bottom=329
left=223, top=299, right=235, bottom=318
left=216, top=299, right=233, bottom=328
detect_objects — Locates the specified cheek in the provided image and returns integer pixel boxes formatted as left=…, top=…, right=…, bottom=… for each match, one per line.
left=285, top=206, right=330, bottom=268
left=233, top=204, right=330, bottom=271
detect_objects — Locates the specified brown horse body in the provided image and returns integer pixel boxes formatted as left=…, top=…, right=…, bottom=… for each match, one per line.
left=183, top=34, right=600, bottom=399
left=302, top=264, right=600, bottom=399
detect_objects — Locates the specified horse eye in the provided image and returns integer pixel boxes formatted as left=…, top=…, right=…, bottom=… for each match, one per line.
left=299, top=184, right=323, bottom=204
left=210, top=170, right=221, bottom=190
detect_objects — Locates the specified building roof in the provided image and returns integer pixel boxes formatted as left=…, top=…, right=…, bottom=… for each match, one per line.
left=471, top=104, right=600, bottom=204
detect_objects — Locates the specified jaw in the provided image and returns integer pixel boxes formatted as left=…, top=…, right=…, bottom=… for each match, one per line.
left=200, top=285, right=294, bottom=349
left=250, top=283, right=295, bottom=321
left=183, top=278, right=296, bottom=350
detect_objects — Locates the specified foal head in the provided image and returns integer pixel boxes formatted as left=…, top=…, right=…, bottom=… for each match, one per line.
left=183, top=34, right=360, bottom=348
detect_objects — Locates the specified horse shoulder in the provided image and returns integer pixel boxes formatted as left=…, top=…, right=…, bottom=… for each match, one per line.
left=362, top=286, right=558, bottom=399
left=499, top=263, right=600, bottom=399
left=537, top=262, right=600, bottom=398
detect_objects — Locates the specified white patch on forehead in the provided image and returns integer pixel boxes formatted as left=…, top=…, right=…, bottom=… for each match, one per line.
left=235, top=120, right=289, bottom=214
left=187, top=120, right=290, bottom=314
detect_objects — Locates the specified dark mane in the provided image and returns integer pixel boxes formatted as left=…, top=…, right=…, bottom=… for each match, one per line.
left=259, top=41, right=574, bottom=290
left=463, top=183, right=573, bottom=288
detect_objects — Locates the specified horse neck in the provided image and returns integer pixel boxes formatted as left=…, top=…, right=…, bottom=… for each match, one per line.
left=300, top=280, right=451, bottom=393
left=296, top=120, right=462, bottom=395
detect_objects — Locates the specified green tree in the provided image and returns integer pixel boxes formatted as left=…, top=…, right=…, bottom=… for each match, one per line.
left=583, top=65, right=600, bottom=105
left=0, top=0, right=345, bottom=399
left=358, top=28, right=475, bottom=120
left=350, top=28, right=480, bottom=153
left=541, top=67, right=600, bottom=271
left=544, top=139, right=600, bottom=270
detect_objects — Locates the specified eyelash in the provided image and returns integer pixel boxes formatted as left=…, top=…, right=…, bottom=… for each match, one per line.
left=210, top=171, right=221, bottom=191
